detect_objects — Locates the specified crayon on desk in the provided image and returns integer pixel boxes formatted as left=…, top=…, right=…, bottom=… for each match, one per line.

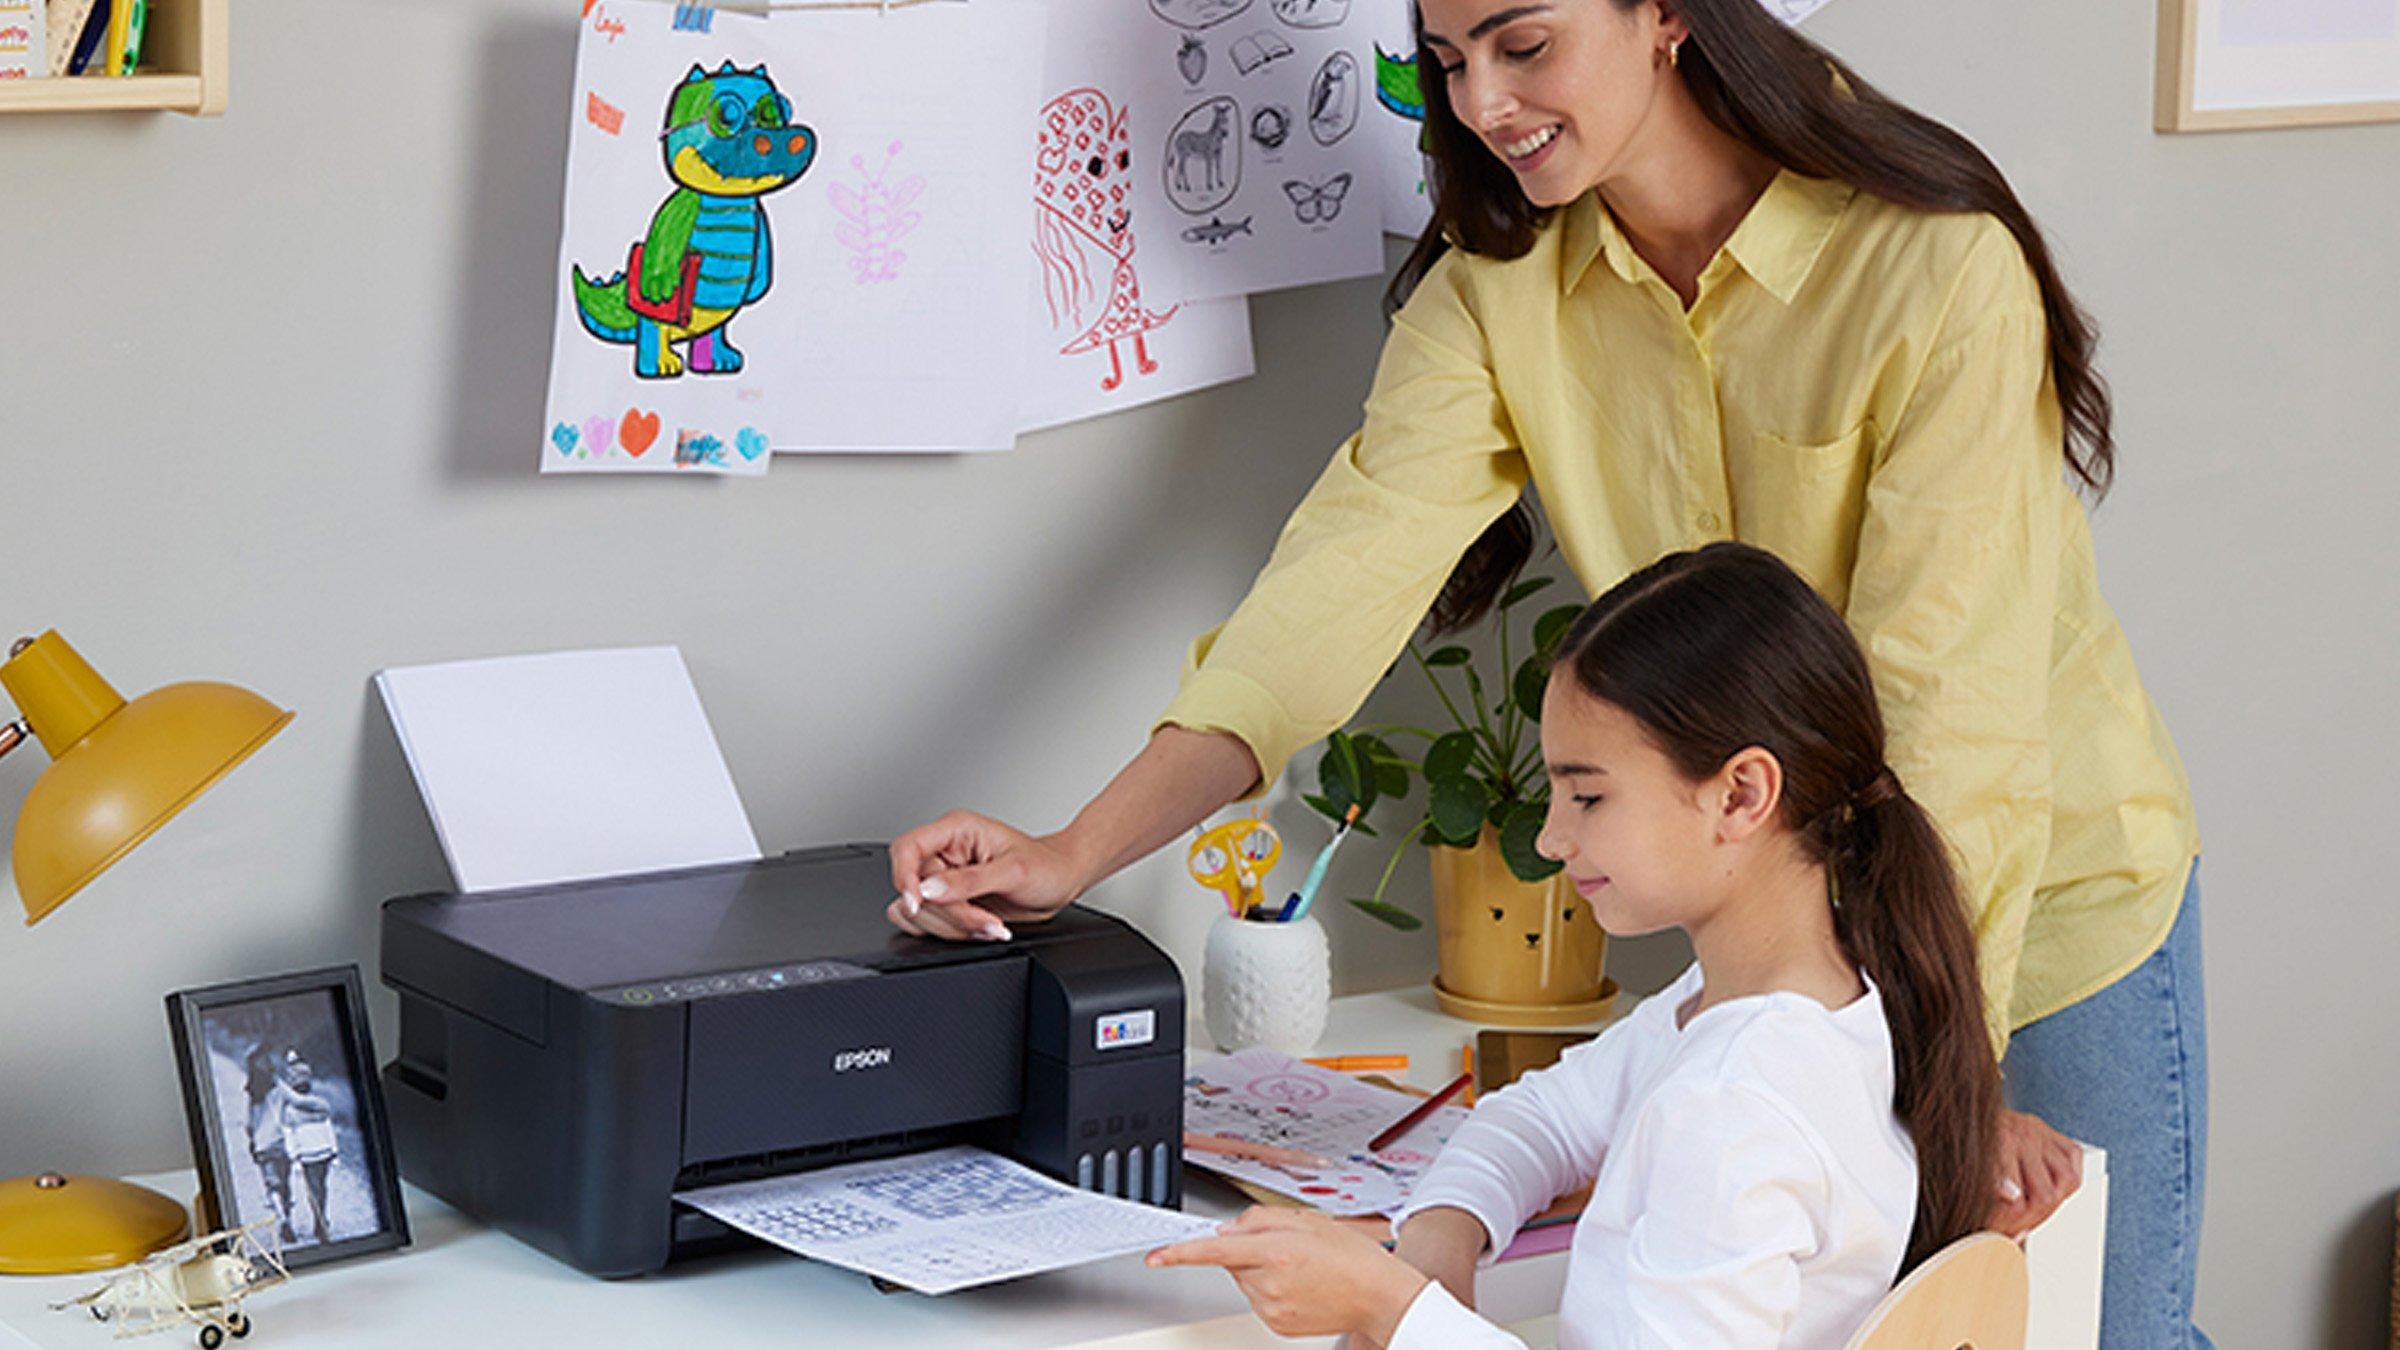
left=1305, top=1054, right=1408, bottom=1073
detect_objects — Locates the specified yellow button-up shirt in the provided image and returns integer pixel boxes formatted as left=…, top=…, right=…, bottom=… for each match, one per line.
left=1159, top=170, right=2199, bottom=1045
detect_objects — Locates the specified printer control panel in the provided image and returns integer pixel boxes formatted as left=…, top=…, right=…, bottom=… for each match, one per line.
left=600, top=960, right=875, bottom=1006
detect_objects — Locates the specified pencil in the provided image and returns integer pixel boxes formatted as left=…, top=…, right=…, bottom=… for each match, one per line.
left=1182, top=1130, right=1337, bottom=1170
left=1367, top=1071, right=1473, bottom=1152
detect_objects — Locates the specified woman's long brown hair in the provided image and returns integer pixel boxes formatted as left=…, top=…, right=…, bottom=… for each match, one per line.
left=1403, top=0, right=2114, bottom=635
left=1551, top=542, right=2001, bottom=1273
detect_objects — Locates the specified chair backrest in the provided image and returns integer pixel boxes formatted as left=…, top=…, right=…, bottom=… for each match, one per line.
left=1842, top=1232, right=2029, bottom=1350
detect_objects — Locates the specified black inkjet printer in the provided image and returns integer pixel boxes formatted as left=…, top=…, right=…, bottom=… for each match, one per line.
left=378, top=844, right=1185, bottom=1277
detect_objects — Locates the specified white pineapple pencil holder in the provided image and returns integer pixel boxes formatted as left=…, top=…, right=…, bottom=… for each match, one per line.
left=1203, top=912, right=1331, bottom=1055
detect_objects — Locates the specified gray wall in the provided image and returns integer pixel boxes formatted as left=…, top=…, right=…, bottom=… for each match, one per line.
left=2, top=0, right=2393, bottom=1343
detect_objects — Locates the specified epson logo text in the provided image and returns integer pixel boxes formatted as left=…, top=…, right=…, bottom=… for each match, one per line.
left=833, top=1047, right=893, bottom=1073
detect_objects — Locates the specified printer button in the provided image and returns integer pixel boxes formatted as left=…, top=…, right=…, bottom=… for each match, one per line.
left=1152, top=1143, right=1171, bottom=1204
left=1102, top=1150, right=1120, bottom=1197
left=1107, top=1115, right=1125, bottom=1135
left=1076, top=1154, right=1095, bottom=1190
left=1079, top=1119, right=1099, bottom=1139
left=1132, top=1111, right=1150, bottom=1131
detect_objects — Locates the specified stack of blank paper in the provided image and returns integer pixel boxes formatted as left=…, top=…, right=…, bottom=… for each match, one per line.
left=374, top=647, right=760, bottom=894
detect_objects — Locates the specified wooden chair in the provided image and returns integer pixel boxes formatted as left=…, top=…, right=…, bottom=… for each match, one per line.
left=1842, top=1232, right=2029, bottom=1350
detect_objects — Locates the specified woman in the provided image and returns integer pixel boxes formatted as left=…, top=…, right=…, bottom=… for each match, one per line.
left=242, top=1045, right=296, bottom=1243
left=891, top=2, right=2205, bottom=1342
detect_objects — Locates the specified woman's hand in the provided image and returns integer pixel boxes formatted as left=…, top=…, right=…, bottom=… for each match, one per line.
left=1986, top=1107, right=2083, bottom=1237
left=1147, top=1207, right=1430, bottom=1344
left=885, top=811, right=1093, bottom=942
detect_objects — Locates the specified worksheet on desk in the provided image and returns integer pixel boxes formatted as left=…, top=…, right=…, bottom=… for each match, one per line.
left=677, top=1146, right=1219, bottom=1295
left=1183, top=1050, right=1471, bottom=1217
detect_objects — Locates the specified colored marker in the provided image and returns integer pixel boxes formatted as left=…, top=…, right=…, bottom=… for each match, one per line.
left=1285, top=804, right=1360, bottom=922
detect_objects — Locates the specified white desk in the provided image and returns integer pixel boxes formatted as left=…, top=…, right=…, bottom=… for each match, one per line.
left=0, top=985, right=2103, bottom=1349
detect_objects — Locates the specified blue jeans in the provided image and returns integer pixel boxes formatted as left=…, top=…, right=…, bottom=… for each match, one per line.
left=2003, top=860, right=2211, bottom=1350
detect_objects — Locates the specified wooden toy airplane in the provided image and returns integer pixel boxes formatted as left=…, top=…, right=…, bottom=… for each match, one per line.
left=51, top=1217, right=290, bottom=1347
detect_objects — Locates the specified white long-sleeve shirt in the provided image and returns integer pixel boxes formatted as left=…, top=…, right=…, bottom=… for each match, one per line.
left=1389, top=963, right=1917, bottom=1349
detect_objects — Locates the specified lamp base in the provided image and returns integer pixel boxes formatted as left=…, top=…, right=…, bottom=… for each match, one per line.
left=0, top=1172, right=190, bottom=1275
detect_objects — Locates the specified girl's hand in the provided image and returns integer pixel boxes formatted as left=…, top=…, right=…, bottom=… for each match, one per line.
left=1147, top=1208, right=1430, bottom=1343
left=1987, top=1107, right=2083, bottom=1237
left=885, top=811, right=1092, bottom=942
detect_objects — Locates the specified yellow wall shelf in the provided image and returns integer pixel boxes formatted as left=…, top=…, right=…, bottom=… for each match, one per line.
left=0, top=0, right=226, bottom=115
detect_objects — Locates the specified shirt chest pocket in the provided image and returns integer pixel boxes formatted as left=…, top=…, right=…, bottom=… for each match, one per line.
left=1733, top=421, right=1876, bottom=595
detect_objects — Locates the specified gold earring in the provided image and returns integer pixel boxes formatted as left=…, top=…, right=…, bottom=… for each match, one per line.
left=1669, top=39, right=1682, bottom=68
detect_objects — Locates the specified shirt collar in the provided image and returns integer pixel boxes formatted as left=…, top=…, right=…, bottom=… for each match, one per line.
left=1561, top=168, right=1856, bottom=304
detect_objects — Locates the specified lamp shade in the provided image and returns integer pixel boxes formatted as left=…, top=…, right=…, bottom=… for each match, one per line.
left=3, top=631, right=293, bottom=925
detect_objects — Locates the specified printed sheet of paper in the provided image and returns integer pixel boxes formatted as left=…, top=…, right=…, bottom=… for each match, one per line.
left=750, top=3, right=1049, bottom=453
left=678, top=1146, right=1219, bottom=1295
left=1106, top=0, right=1385, bottom=304
left=1184, top=1050, right=1471, bottom=1217
left=1021, top=0, right=1257, bottom=432
left=544, top=4, right=788, bottom=474
left=373, top=647, right=760, bottom=893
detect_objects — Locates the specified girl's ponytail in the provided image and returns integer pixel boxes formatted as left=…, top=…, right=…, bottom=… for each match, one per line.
left=1820, top=770, right=2002, bottom=1271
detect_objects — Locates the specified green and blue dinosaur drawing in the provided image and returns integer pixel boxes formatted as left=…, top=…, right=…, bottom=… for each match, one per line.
left=572, top=62, right=816, bottom=379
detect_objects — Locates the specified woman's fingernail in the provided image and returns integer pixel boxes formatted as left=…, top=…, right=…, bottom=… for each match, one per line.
left=981, top=922, right=1012, bottom=942
left=901, top=890, right=920, bottom=917
left=919, top=877, right=948, bottom=900
left=1997, top=1177, right=2023, bottom=1201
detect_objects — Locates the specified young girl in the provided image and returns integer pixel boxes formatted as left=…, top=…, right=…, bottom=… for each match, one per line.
left=1149, top=543, right=2000, bottom=1347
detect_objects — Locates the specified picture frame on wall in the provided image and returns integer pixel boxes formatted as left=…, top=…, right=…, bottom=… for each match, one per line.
left=165, top=965, right=411, bottom=1272
left=2158, top=0, right=2400, bottom=131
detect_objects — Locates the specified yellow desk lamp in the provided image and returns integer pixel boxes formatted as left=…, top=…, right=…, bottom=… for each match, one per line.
left=0, top=630, right=293, bottom=1275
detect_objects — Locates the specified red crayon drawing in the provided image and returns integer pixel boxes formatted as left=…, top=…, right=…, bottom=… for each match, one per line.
left=1033, top=87, right=1178, bottom=392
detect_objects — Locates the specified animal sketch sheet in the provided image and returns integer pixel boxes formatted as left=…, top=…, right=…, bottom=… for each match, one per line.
left=544, top=3, right=790, bottom=473
left=1183, top=1050, right=1472, bottom=1217
left=1115, top=0, right=1385, bottom=304
left=677, top=1146, right=1218, bottom=1294
left=1020, top=0, right=1257, bottom=432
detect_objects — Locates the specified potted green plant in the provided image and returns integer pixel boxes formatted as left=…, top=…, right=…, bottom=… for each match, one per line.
left=1308, top=576, right=1617, bottom=1024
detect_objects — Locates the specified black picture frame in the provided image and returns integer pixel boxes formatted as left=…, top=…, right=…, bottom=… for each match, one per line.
left=165, top=965, right=411, bottom=1271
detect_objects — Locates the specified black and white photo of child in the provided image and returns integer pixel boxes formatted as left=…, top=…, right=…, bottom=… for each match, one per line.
left=201, top=990, right=385, bottom=1250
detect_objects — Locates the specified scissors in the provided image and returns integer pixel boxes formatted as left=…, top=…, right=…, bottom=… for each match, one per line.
left=1188, top=816, right=1282, bottom=916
